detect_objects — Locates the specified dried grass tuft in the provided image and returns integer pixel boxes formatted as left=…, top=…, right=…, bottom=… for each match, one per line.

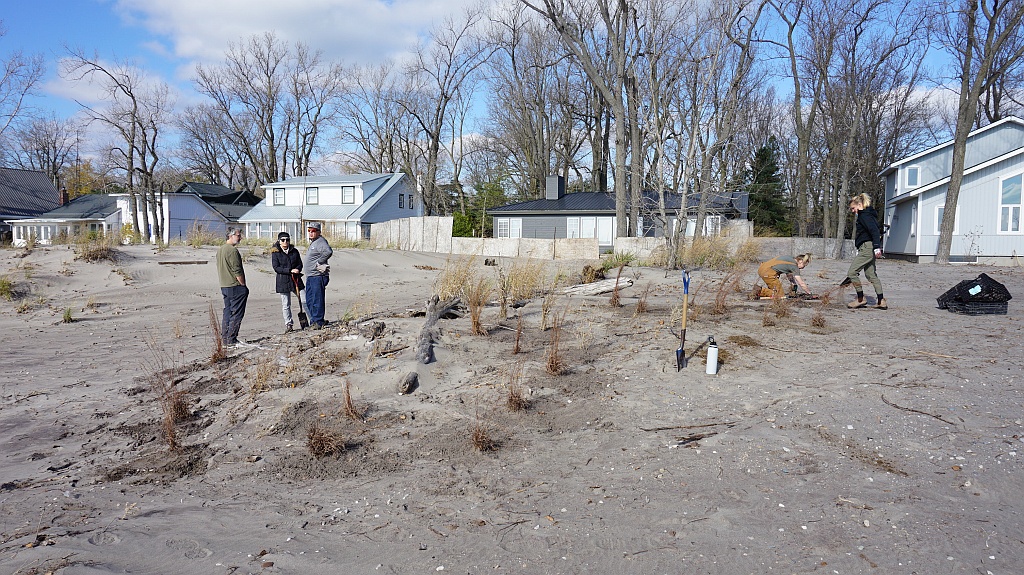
left=682, top=237, right=734, bottom=270
left=497, top=259, right=546, bottom=319
left=464, top=274, right=492, bottom=335
left=811, top=310, right=827, bottom=328
left=307, top=423, right=345, bottom=457
left=762, top=307, right=777, bottom=327
left=74, top=235, right=120, bottom=263
left=770, top=296, right=792, bottom=318
left=513, top=314, right=524, bottom=354
left=633, top=283, right=651, bottom=316
left=733, top=238, right=762, bottom=263
left=208, top=303, right=226, bottom=363
left=340, top=379, right=364, bottom=421
left=434, top=256, right=476, bottom=300
left=471, top=418, right=497, bottom=451
left=505, top=362, right=529, bottom=412
left=545, top=309, right=567, bottom=375
left=608, top=265, right=624, bottom=307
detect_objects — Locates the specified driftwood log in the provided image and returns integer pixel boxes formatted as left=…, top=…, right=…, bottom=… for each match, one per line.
left=398, top=372, right=418, bottom=394
left=562, top=277, right=633, bottom=296
left=416, top=295, right=461, bottom=364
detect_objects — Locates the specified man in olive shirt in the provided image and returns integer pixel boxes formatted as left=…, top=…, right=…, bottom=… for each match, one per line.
left=217, top=227, right=248, bottom=346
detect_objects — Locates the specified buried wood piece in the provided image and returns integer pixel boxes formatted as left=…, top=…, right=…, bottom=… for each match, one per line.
left=562, top=277, right=634, bottom=296
left=416, top=295, right=461, bottom=364
left=398, top=372, right=419, bottom=394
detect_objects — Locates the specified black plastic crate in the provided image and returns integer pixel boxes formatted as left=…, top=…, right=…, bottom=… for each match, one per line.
left=947, top=301, right=1008, bottom=315
left=953, top=273, right=1013, bottom=303
left=937, top=279, right=975, bottom=309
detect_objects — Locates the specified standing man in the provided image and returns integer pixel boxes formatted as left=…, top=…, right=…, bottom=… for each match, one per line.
left=217, top=227, right=248, bottom=346
left=304, top=222, right=333, bottom=329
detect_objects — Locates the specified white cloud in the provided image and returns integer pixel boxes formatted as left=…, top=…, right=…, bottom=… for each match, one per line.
left=113, top=0, right=481, bottom=68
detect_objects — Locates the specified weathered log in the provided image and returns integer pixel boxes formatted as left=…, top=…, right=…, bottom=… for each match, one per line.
left=358, top=320, right=386, bottom=340
left=416, top=295, right=461, bottom=364
left=562, top=278, right=633, bottom=296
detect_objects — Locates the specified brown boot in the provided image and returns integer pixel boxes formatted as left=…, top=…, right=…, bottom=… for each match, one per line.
left=847, top=297, right=867, bottom=309
left=874, top=298, right=888, bottom=310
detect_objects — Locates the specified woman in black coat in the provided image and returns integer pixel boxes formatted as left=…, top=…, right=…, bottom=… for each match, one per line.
left=270, top=232, right=303, bottom=332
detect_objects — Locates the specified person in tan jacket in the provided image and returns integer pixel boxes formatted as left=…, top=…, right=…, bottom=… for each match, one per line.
left=755, top=253, right=812, bottom=298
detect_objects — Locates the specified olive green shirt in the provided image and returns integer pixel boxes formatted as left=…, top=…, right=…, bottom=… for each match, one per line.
left=217, top=242, right=244, bottom=287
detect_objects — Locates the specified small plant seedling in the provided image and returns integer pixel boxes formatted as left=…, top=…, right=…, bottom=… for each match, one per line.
left=62, top=307, right=74, bottom=323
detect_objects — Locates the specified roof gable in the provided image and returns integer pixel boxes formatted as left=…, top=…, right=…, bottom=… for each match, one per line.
left=0, top=168, right=61, bottom=218
left=881, top=116, right=1024, bottom=176
left=39, top=194, right=118, bottom=219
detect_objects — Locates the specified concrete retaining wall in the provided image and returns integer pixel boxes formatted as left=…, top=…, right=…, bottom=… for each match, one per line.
left=372, top=217, right=854, bottom=261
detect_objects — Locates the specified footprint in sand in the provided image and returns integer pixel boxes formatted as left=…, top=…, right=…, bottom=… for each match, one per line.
left=87, top=531, right=121, bottom=545
left=165, top=538, right=213, bottom=559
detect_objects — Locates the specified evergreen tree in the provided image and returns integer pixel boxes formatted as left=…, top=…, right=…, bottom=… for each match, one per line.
left=746, top=137, right=791, bottom=236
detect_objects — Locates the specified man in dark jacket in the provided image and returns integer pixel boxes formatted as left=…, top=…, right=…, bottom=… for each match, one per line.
left=846, top=193, right=888, bottom=310
left=271, top=232, right=303, bottom=332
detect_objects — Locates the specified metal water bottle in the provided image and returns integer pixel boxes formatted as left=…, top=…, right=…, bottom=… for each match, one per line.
left=705, top=336, right=718, bottom=375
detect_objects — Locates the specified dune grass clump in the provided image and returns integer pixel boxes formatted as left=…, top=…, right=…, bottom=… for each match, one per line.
left=307, top=423, right=346, bottom=457
left=464, top=274, right=492, bottom=335
left=185, top=221, right=221, bottom=247
left=340, top=379, right=365, bottom=421
left=470, top=416, right=497, bottom=452
left=434, top=256, right=476, bottom=300
left=505, top=362, right=529, bottom=412
left=712, top=271, right=744, bottom=315
left=497, top=259, right=546, bottom=320
left=545, top=309, right=567, bottom=375
left=733, top=238, right=762, bottom=263
left=681, top=237, right=734, bottom=270
left=602, top=251, right=636, bottom=272
left=811, top=310, right=827, bottom=328
left=770, top=295, right=792, bottom=318
left=762, top=307, right=777, bottom=327
left=609, top=265, right=625, bottom=307
left=62, top=307, right=74, bottom=323
left=208, top=303, right=226, bottom=363
left=75, top=235, right=119, bottom=263
left=1, top=275, right=15, bottom=301
left=633, top=283, right=651, bottom=316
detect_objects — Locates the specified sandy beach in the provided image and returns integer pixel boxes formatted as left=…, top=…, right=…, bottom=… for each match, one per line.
left=1, top=242, right=1022, bottom=575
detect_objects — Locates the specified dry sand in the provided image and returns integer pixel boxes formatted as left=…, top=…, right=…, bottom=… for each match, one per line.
left=0, top=243, right=1022, bottom=575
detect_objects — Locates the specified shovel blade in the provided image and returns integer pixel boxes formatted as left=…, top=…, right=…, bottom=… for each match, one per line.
left=298, top=310, right=309, bottom=330
left=676, top=347, right=685, bottom=371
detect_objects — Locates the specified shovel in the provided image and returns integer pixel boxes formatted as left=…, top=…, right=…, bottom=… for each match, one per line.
left=676, top=270, right=690, bottom=371
left=293, top=276, right=309, bottom=330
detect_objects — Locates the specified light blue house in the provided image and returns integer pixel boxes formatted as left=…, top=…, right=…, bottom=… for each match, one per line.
left=881, top=116, right=1024, bottom=264
left=238, top=173, right=420, bottom=241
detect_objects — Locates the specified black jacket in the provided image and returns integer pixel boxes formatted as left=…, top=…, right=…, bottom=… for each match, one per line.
left=855, top=206, right=882, bottom=250
left=271, top=242, right=303, bottom=294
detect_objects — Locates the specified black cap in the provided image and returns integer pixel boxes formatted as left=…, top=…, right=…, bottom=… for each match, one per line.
left=278, top=232, right=290, bottom=241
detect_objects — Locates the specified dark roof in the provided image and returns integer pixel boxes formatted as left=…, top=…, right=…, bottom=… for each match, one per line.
left=0, top=168, right=61, bottom=219
left=487, top=190, right=742, bottom=215
left=39, top=194, right=118, bottom=219
left=175, top=182, right=261, bottom=206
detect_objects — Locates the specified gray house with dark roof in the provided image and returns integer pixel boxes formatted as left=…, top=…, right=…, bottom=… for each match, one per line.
left=881, top=116, right=1024, bottom=263
left=173, top=182, right=260, bottom=222
left=8, top=194, right=120, bottom=245
left=0, top=168, right=61, bottom=242
left=487, top=176, right=747, bottom=250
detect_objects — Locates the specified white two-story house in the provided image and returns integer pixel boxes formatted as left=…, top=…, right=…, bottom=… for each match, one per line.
left=238, top=173, right=421, bottom=241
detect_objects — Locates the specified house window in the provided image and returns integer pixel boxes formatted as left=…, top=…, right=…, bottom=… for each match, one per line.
left=495, top=218, right=522, bottom=238
left=409, top=194, right=414, bottom=209
left=935, top=205, right=960, bottom=235
left=1000, top=173, right=1022, bottom=233
left=906, top=166, right=920, bottom=189
left=567, top=217, right=580, bottom=238
left=342, top=186, right=355, bottom=204
left=273, top=188, right=285, bottom=205
left=399, top=193, right=405, bottom=209
left=305, top=187, right=318, bottom=205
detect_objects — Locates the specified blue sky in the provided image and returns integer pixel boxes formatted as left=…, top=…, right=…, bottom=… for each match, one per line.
left=2, top=0, right=476, bottom=119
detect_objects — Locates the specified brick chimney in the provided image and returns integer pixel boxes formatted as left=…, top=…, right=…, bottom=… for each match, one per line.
left=60, top=187, right=70, bottom=206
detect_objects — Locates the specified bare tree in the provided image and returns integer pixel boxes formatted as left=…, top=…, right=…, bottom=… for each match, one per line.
left=0, top=23, right=44, bottom=144
left=62, top=50, right=172, bottom=242
left=936, top=0, right=1024, bottom=262
left=195, top=32, right=344, bottom=188
left=401, top=6, right=493, bottom=215
left=9, top=115, right=82, bottom=189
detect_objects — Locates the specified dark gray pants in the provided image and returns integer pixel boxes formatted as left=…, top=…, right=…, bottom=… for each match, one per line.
left=221, top=285, right=249, bottom=344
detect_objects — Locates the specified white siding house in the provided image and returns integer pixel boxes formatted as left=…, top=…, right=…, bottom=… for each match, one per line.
left=8, top=191, right=233, bottom=246
left=881, top=116, right=1024, bottom=264
left=238, top=173, right=420, bottom=241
